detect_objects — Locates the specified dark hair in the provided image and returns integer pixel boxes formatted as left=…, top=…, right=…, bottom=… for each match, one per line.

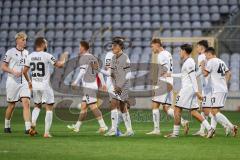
left=80, top=41, right=90, bottom=50
left=112, top=37, right=124, bottom=49
left=197, top=40, right=209, bottom=49
left=34, top=37, right=47, bottom=50
left=180, top=44, right=192, bottom=54
left=151, top=38, right=163, bottom=46
left=205, top=47, right=216, bottom=55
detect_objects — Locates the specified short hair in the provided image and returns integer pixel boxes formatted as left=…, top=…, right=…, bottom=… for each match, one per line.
left=197, top=40, right=209, bottom=49
left=151, top=38, right=163, bottom=46
left=15, top=32, right=27, bottom=40
left=80, top=41, right=90, bottom=50
left=205, top=47, right=216, bottom=55
left=34, top=37, right=47, bottom=50
left=112, top=37, right=124, bottom=49
left=180, top=44, right=192, bottom=54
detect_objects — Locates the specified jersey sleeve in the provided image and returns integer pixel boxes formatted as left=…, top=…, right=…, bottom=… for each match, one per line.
left=3, top=50, right=12, bottom=63
left=47, top=54, right=57, bottom=65
left=186, top=60, right=196, bottom=74
left=223, top=61, right=229, bottom=72
left=205, top=60, right=213, bottom=73
left=24, top=56, right=31, bottom=67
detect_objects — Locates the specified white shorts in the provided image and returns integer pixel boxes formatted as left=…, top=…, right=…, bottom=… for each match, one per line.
left=175, top=87, right=199, bottom=110
left=202, top=90, right=212, bottom=108
left=6, top=78, right=31, bottom=102
left=82, top=81, right=98, bottom=105
left=33, top=86, right=55, bottom=104
left=211, top=92, right=227, bottom=108
left=152, top=91, right=173, bottom=105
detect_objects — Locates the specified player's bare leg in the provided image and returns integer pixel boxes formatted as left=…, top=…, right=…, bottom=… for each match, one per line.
left=21, top=97, right=31, bottom=134
left=163, top=105, right=189, bottom=135
left=67, top=102, right=88, bottom=133
left=89, top=103, right=108, bottom=134
left=120, top=101, right=134, bottom=136
left=193, top=108, right=211, bottom=137
left=43, top=104, right=54, bottom=138
left=190, top=109, right=214, bottom=138
left=146, top=101, right=160, bottom=135
left=4, top=102, right=15, bottom=133
left=211, top=108, right=238, bottom=137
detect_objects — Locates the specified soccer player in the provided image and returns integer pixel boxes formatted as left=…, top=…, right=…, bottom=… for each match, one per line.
left=164, top=44, right=214, bottom=138
left=201, top=47, right=238, bottom=137
left=1, top=32, right=32, bottom=134
left=23, top=37, right=66, bottom=138
left=192, top=40, right=212, bottom=136
left=146, top=38, right=189, bottom=135
left=96, top=37, right=134, bottom=136
left=67, top=41, right=108, bottom=133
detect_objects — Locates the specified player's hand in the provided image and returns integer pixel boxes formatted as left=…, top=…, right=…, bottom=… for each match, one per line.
left=11, top=69, right=22, bottom=77
left=200, top=60, right=205, bottom=68
left=71, top=81, right=78, bottom=90
left=91, top=61, right=99, bottom=70
left=163, top=73, right=171, bottom=78
left=196, top=92, right=203, bottom=101
left=114, top=86, right=122, bottom=95
left=60, top=51, right=69, bottom=63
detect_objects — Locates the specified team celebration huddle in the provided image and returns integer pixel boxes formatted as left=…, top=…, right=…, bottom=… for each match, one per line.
left=1, top=32, right=238, bottom=138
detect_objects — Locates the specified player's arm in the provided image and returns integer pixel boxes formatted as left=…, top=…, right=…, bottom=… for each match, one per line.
left=1, top=53, right=21, bottom=77
left=54, top=52, right=68, bottom=68
left=72, top=65, right=86, bottom=86
left=98, top=72, right=107, bottom=91
left=22, top=58, right=32, bottom=90
left=225, top=70, right=231, bottom=83
left=164, top=72, right=182, bottom=78
left=201, top=60, right=210, bottom=77
left=188, top=69, right=202, bottom=100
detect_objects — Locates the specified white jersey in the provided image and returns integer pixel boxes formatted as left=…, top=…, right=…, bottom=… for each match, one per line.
left=205, top=57, right=229, bottom=93
left=3, top=48, right=29, bottom=84
left=157, top=50, right=173, bottom=85
left=25, top=51, right=56, bottom=90
left=104, top=51, right=114, bottom=89
left=104, top=51, right=114, bottom=68
left=198, top=53, right=211, bottom=93
left=180, top=58, right=197, bottom=90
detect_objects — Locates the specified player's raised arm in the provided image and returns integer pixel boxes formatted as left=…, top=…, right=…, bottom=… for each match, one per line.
left=54, top=51, right=69, bottom=68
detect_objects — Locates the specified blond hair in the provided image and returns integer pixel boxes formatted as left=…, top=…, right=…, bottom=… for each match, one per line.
left=15, top=32, right=27, bottom=40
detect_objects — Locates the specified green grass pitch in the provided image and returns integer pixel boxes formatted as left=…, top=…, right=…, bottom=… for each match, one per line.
left=0, top=108, right=239, bottom=160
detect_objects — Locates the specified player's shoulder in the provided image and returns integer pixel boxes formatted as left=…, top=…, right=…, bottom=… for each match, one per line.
left=106, top=51, right=114, bottom=57
left=187, top=57, right=195, bottom=64
left=198, top=53, right=206, bottom=61
left=5, top=48, right=17, bottom=55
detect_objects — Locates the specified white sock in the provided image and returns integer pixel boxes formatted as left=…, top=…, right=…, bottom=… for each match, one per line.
left=75, top=121, right=82, bottom=129
left=215, top=112, right=234, bottom=129
left=32, top=107, right=41, bottom=127
left=5, top=119, right=11, bottom=128
left=199, top=112, right=207, bottom=132
left=111, top=109, right=118, bottom=131
left=152, top=109, right=160, bottom=131
left=117, top=110, right=123, bottom=127
left=25, top=121, right=31, bottom=130
left=173, top=125, right=180, bottom=135
left=122, top=112, right=133, bottom=131
left=209, top=113, right=217, bottom=130
left=98, top=118, right=107, bottom=128
left=202, top=119, right=211, bottom=131
left=44, top=111, right=53, bottom=134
